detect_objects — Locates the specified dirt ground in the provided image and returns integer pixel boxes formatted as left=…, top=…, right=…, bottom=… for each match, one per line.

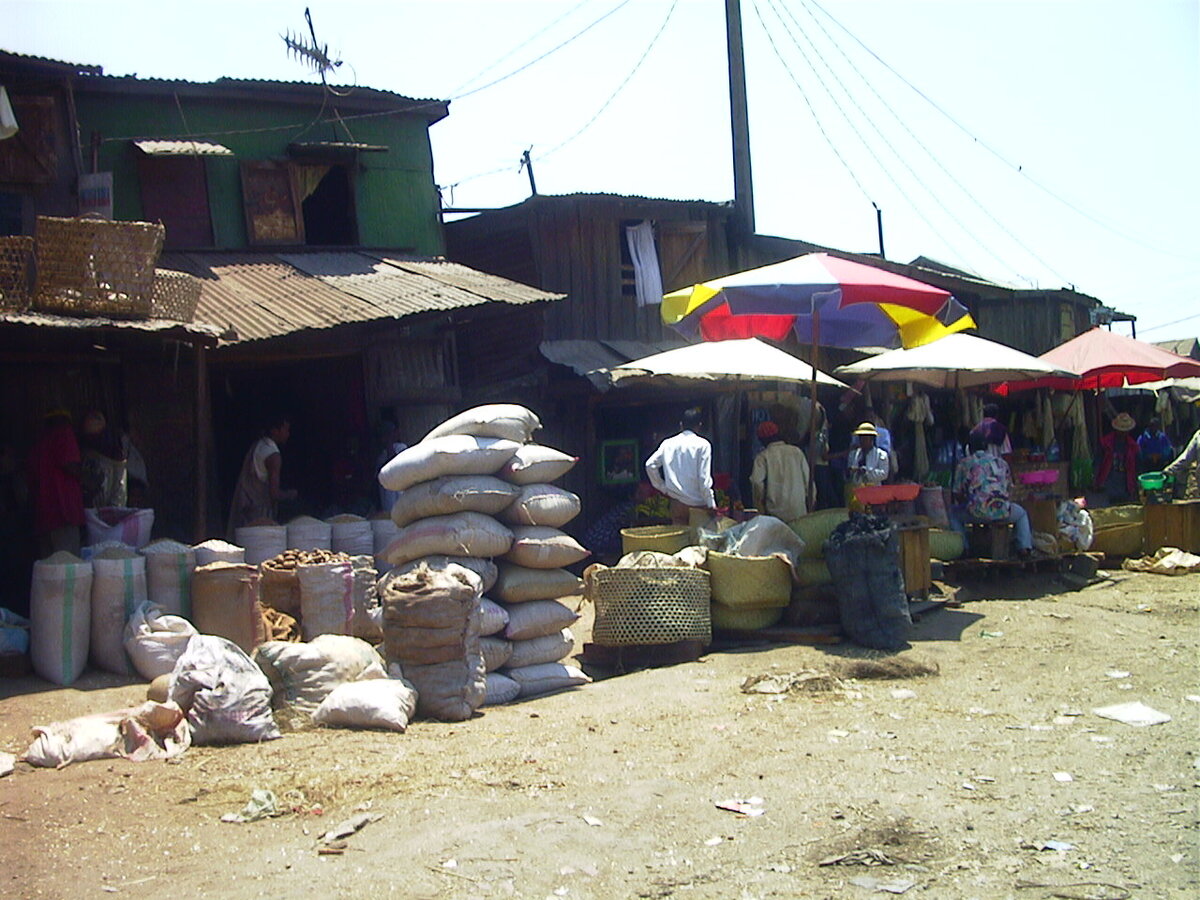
left=1, top=565, right=1197, bottom=900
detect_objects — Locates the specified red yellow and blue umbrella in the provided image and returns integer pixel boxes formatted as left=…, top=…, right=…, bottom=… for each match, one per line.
left=662, top=252, right=976, bottom=349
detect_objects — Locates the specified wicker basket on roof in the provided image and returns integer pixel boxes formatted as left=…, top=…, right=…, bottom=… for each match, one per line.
left=149, top=268, right=202, bottom=322
left=0, top=235, right=33, bottom=312
left=33, top=215, right=164, bottom=319
left=584, top=563, right=711, bottom=647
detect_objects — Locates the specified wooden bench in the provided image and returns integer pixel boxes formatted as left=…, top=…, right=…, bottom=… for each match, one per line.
left=966, top=521, right=1014, bottom=560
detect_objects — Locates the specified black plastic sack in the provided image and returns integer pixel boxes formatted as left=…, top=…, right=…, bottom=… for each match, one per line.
left=824, top=514, right=911, bottom=650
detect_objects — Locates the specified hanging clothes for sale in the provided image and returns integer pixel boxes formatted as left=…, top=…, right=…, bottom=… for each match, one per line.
left=906, top=391, right=934, bottom=482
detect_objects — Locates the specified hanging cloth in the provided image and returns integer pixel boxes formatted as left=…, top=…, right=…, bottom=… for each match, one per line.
left=625, top=221, right=663, bottom=308
left=906, top=392, right=934, bottom=482
left=1040, top=391, right=1055, bottom=451
left=1156, top=389, right=1174, bottom=429
left=0, top=86, right=18, bottom=141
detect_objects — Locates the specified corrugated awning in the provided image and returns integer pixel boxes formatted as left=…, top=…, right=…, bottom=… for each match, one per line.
left=133, top=140, right=234, bottom=157
left=540, top=339, right=689, bottom=378
left=288, top=141, right=388, bottom=157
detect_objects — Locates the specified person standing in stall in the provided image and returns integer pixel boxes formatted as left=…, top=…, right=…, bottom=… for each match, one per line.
left=1094, top=412, right=1139, bottom=504
left=28, top=409, right=85, bottom=558
left=750, top=421, right=812, bottom=521
left=644, top=407, right=717, bottom=525
left=228, top=414, right=298, bottom=535
left=1137, top=418, right=1173, bottom=473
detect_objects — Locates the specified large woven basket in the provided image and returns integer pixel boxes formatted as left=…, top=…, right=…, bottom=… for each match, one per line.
left=33, top=215, right=164, bottom=318
left=149, top=268, right=202, bottom=322
left=620, top=525, right=693, bottom=556
left=1091, top=523, right=1144, bottom=558
left=705, top=551, right=791, bottom=609
left=0, top=235, right=33, bottom=311
left=585, top=564, right=711, bottom=646
left=710, top=602, right=784, bottom=631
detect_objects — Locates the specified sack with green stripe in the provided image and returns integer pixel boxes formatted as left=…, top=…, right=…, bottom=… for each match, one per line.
left=30, top=552, right=93, bottom=685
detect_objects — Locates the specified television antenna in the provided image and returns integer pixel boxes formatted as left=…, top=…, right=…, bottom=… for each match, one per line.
left=283, top=7, right=343, bottom=83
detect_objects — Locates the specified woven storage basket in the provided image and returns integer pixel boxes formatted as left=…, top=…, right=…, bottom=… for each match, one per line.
left=1091, top=523, right=1144, bottom=558
left=929, top=528, right=965, bottom=561
left=620, top=525, right=693, bottom=556
left=585, top=564, right=711, bottom=646
left=790, top=508, right=849, bottom=558
left=33, top=216, right=164, bottom=318
left=710, top=603, right=783, bottom=631
left=704, top=551, right=791, bottom=609
left=149, top=269, right=202, bottom=322
left=0, top=236, right=33, bottom=311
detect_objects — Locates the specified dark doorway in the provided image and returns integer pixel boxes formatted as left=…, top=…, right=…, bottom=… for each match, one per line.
left=302, top=165, right=356, bottom=246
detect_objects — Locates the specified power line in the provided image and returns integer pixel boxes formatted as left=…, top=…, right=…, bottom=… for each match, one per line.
left=753, top=0, right=982, bottom=269
left=1137, top=312, right=1200, bottom=335
left=803, top=0, right=1198, bottom=264
left=787, top=0, right=1080, bottom=285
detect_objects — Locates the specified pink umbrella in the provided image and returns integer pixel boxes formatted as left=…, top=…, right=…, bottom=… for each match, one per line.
left=997, top=327, right=1200, bottom=394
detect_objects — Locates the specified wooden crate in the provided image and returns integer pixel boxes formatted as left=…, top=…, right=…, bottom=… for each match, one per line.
left=894, top=518, right=931, bottom=598
left=1143, top=500, right=1200, bottom=554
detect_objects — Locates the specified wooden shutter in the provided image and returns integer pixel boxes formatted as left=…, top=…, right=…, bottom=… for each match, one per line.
left=240, top=161, right=304, bottom=245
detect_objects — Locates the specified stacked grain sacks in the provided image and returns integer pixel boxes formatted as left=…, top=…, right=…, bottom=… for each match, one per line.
left=378, top=404, right=591, bottom=709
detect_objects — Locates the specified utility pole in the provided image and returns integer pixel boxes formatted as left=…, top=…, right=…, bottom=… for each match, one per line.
left=726, top=0, right=755, bottom=236
left=519, top=148, right=538, bottom=196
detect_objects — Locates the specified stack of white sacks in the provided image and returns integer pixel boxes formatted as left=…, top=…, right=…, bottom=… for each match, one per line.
left=379, top=404, right=592, bottom=707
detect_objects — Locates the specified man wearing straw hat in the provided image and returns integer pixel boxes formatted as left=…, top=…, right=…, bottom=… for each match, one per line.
left=1094, top=412, right=1138, bottom=504
left=644, top=407, right=717, bottom=525
left=750, top=420, right=812, bottom=521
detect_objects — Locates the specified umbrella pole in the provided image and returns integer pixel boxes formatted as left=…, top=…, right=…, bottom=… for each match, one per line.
left=807, top=310, right=820, bottom=508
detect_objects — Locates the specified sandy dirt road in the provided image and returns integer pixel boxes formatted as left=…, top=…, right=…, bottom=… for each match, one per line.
left=1, top=566, right=1196, bottom=899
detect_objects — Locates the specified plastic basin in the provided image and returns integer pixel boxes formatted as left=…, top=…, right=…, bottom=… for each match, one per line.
left=1018, top=469, right=1057, bottom=486
left=1138, top=472, right=1166, bottom=491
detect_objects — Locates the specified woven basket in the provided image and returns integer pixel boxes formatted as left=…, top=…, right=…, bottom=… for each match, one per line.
left=789, top=508, right=849, bottom=558
left=710, top=603, right=783, bottom=631
left=620, top=525, right=693, bottom=556
left=1091, top=523, right=1144, bottom=558
left=149, top=269, right=201, bottom=322
left=0, top=236, right=33, bottom=311
left=33, top=216, right=164, bottom=318
left=585, top=564, right=711, bottom=646
left=929, top=528, right=965, bottom=561
left=704, top=551, right=791, bottom=609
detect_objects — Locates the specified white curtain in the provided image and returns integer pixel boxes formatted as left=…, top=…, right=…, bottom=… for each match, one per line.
left=0, top=86, right=18, bottom=141
left=625, top=220, right=663, bottom=308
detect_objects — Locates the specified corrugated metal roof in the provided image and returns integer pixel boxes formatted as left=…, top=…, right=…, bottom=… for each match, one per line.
left=539, top=339, right=689, bottom=377
left=134, top=140, right=234, bottom=156
left=0, top=309, right=220, bottom=339
left=161, top=250, right=562, bottom=345
left=0, top=49, right=102, bottom=75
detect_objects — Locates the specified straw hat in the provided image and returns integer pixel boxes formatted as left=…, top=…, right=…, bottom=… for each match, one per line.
left=1112, top=412, right=1135, bottom=432
left=756, top=421, right=780, bottom=441
left=853, top=421, right=878, bottom=437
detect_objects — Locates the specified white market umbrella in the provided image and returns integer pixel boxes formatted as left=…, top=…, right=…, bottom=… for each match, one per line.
left=833, top=332, right=1078, bottom=390
left=598, top=338, right=848, bottom=389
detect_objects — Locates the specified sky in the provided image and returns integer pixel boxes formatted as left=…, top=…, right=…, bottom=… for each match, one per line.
left=7, top=0, right=1199, bottom=341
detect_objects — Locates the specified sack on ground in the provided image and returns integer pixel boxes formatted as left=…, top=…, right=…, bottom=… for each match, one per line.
left=404, top=653, right=487, bottom=722
left=124, top=601, right=198, bottom=681
left=378, top=435, right=521, bottom=493
left=423, top=404, right=542, bottom=444
left=503, top=662, right=591, bottom=698
left=298, top=560, right=354, bottom=640
left=235, top=524, right=287, bottom=566
left=140, top=539, right=195, bottom=619
left=382, top=562, right=482, bottom=665
left=482, top=671, right=520, bottom=706
left=480, top=635, right=513, bottom=671
left=193, top=538, right=244, bottom=566
left=29, top=553, right=92, bottom=686
left=384, top=512, right=513, bottom=566
left=499, top=483, right=581, bottom=528
left=503, top=526, right=590, bottom=569
left=825, top=516, right=911, bottom=651
left=90, top=549, right=147, bottom=676
left=191, top=562, right=266, bottom=654
left=390, top=475, right=520, bottom=528
left=313, top=676, right=419, bottom=732
left=24, top=701, right=189, bottom=768
left=506, top=628, right=573, bottom=668
left=350, top=555, right=383, bottom=642
left=504, top=599, right=579, bottom=641
left=491, top=563, right=583, bottom=604
left=254, top=634, right=386, bottom=727
left=328, top=515, right=374, bottom=557
left=498, top=444, right=578, bottom=485
left=169, top=634, right=280, bottom=744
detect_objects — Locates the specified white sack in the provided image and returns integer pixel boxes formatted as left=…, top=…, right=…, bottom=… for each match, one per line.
left=423, top=404, right=542, bottom=443
left=123, top=601, right=198, bottom=681
left=24, top=701, right=190, bottom=768
left=498, top=444, right=578, bottom=486
left=193, top=538, right=244, bottom=566
left=254, top=634, right=387, bottom=723
left=169, top=635, right=280, bottom=745
left=506, top=628, right=574, bottom=669
left=482, top=672, right=520, bottom=706
left=298, top=560, right=354, bottom=640
left=504, top=662, right=591, bottom=699
left=329, top=515, right=374, bottom=557
left=314, top=677, right=419, bottom=732
left=384, top=512, right=513, bottom=566
left=390, top=474, right=520, bottom=528
left=504, top=599, right=579, bottom=641
left=378, top=435, right=520, bottom=493
left=499, top=483, right=581, bottom=528
left=286, top=516, right=332, bottom=551
left=235, top=525, right=287, bottom=566
left=29, top=554, right=92, bottom=686
left=403, top=652, right=487, bottom=722
left=491, top=563, right=583, bottom=604
left=503, top=526, right=590, bottom=569
left=90, top=553, right=147, bottom=676
left=370, top=518, right=400, bottom=574
left=140, top=539, right=195, bottom=619
left=350, top=555, right=383, bottom=642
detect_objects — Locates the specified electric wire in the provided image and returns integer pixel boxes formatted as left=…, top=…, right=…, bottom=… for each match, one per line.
left=802, top=0, right=1197, bottom=263
left=1137, top=312, right=1200, bottom=335
left=753, top=0, right=981, bottom=269
left=784, top=0, right=1073, bottom=285
left=446, top=0, right=596, bottom=97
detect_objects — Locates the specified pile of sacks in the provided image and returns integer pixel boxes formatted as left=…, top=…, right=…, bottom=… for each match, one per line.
left=379, top=404, right=591, bottom=713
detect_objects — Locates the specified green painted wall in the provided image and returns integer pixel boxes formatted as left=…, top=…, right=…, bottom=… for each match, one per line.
left=73, top=89, right=444, bottom=254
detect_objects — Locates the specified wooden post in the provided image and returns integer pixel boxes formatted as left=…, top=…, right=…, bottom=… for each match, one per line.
left=725, top=0, right=754, bottom=235
left=194, top=342, right=211, bottom=542
left=807, top=309, right=820, bottom=504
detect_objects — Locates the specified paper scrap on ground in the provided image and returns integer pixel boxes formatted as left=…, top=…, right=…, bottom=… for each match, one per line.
left=1092, top=701, right=1171, bottom=727
left=0, top=752, right=14, bottom=777
left=221, top=788, right=280, bottom=823
left=716, top=797, right=764, bottom=817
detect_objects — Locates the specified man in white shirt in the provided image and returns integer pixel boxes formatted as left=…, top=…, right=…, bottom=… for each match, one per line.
left=847, top=422, right=890, bottom=486
left=750, top=420, right=812, bottom=521
left=645, top=407, right=717, bottom=524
